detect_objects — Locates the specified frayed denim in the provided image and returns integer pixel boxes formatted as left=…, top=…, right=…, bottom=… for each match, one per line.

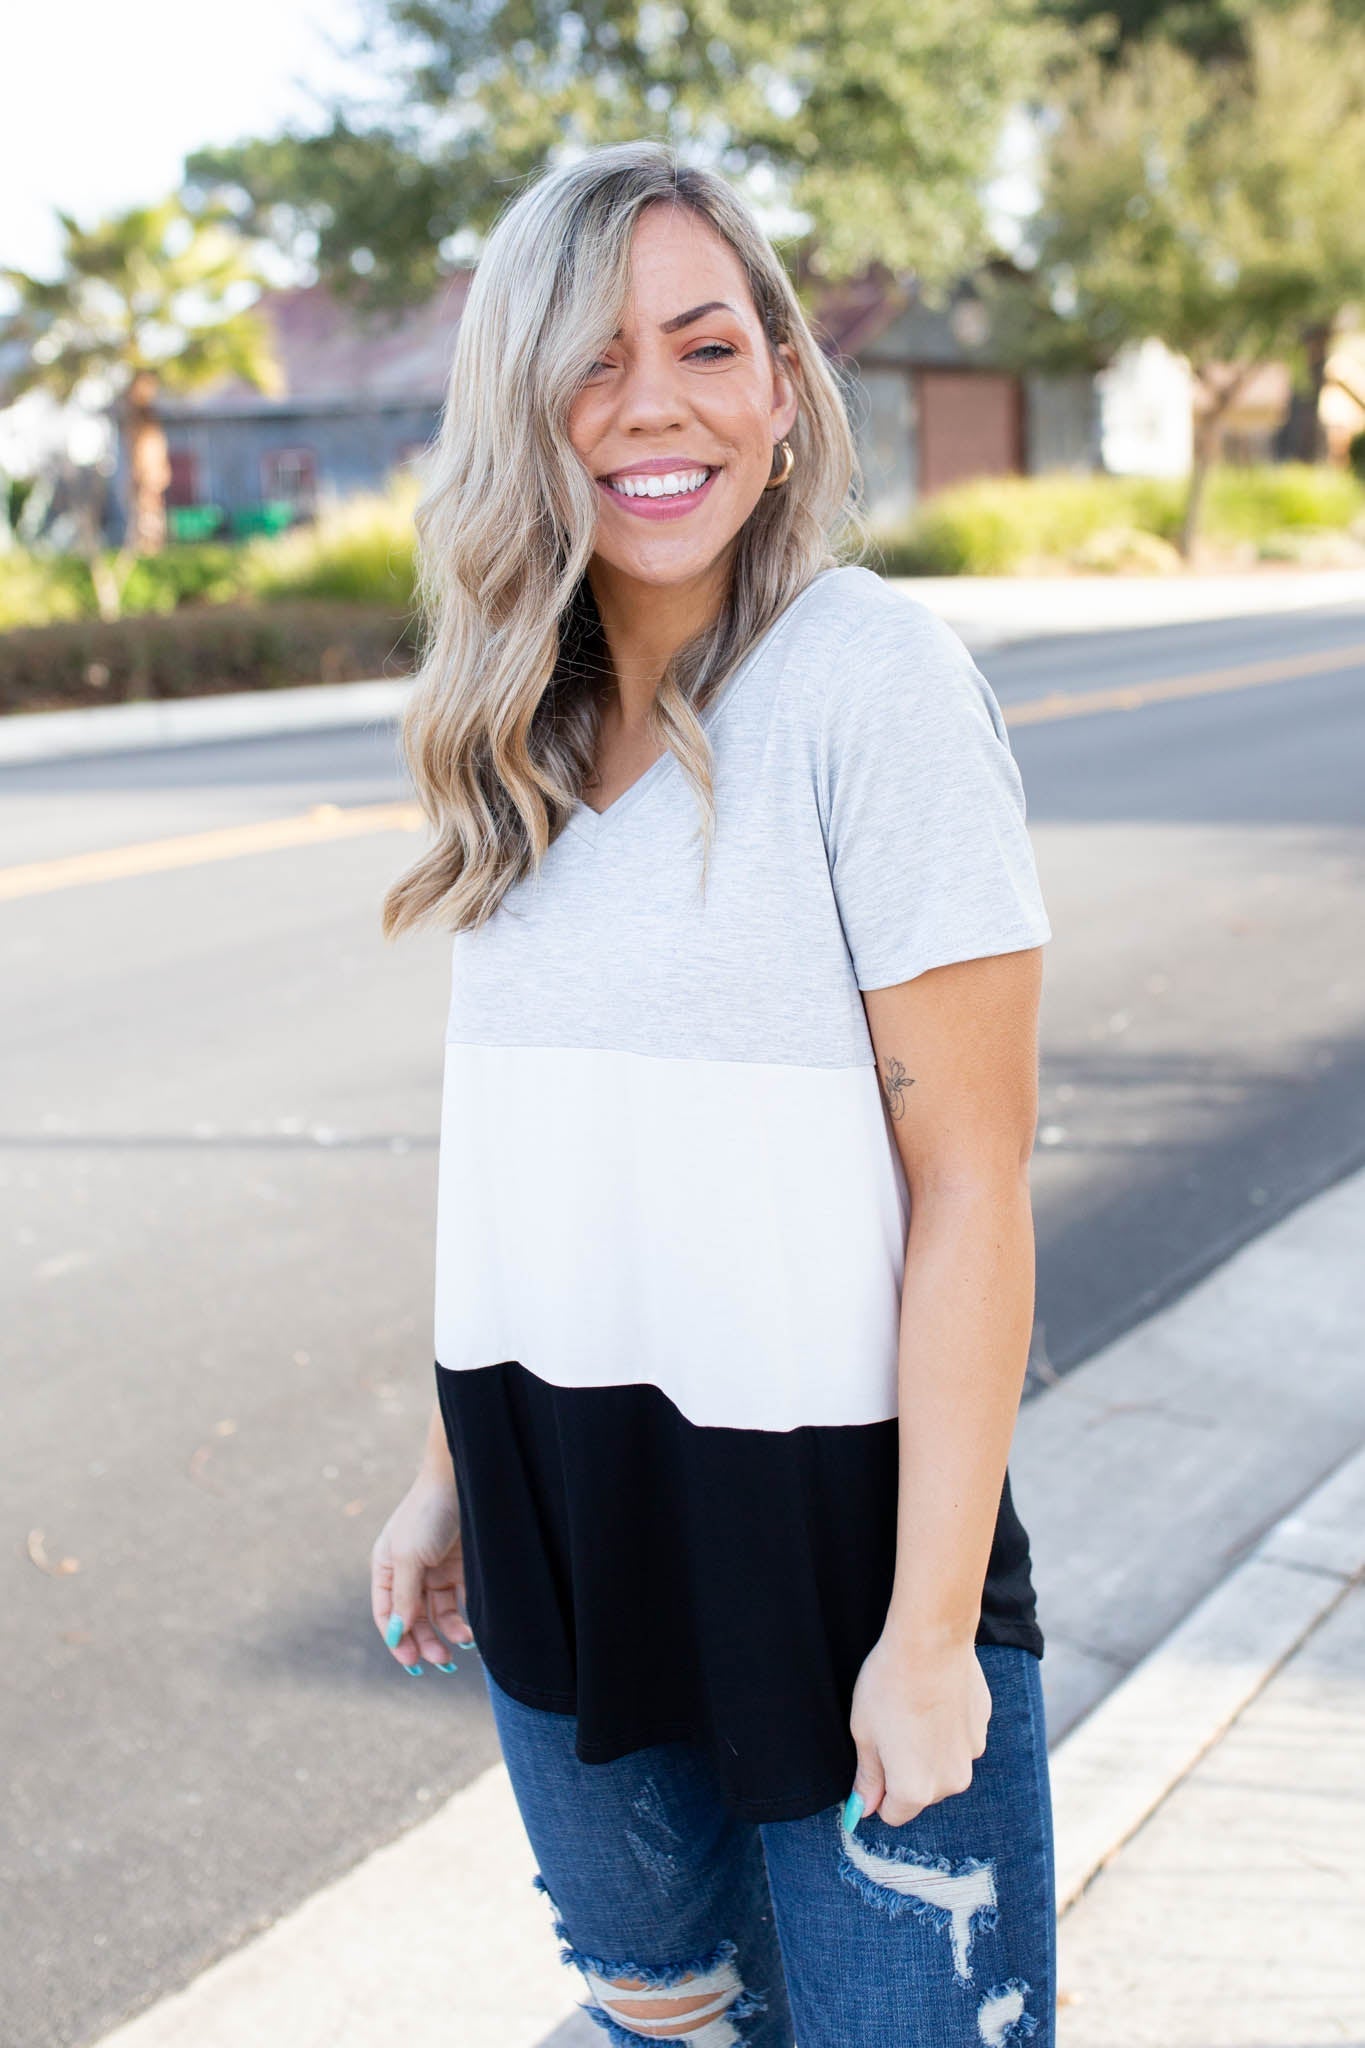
left=483, top=1643, right=1056, bottom=2047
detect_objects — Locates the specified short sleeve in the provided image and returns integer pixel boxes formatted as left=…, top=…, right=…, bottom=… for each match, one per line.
left=817, top=597, right=1052, bottom=991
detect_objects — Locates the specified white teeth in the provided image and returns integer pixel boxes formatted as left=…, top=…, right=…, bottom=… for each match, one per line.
left=606, top=468, right=712, bottom=499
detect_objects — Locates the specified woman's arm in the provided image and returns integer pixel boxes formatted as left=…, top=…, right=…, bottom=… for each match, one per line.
left=846, top=943, right=1045, bottom=1827
left=419, top=1395, right=457, bottom=1485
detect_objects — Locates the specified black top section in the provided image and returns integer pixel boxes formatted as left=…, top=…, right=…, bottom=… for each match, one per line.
left=436, top=1358, right=1043, bottom=1823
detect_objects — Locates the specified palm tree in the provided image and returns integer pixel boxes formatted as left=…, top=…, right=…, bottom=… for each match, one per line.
left=0, top=195, right=284, bottom=611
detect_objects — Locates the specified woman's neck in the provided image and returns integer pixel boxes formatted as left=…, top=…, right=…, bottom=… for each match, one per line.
left=587, top=554, right=733, bottom=723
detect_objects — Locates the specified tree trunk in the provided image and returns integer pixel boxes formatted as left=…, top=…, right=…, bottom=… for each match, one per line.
left=1178, top=420, right=1217, bottom=561
left=121, top=369, right=172, bottom=554
left=1182, top=365, right=1256, bottom=560
left=1274, top=322, right=1331, bottom=465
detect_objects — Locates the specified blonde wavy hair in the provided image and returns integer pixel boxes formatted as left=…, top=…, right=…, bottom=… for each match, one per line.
left=381, top=138, right=870, bottom=939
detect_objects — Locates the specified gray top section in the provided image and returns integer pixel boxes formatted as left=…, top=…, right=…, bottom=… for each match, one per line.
left=445, top=565, right=1052, bottom=1070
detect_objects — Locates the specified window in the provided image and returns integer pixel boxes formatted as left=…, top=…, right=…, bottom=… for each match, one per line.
left=167, top=448, right=201, bottom=507
left=261, top=447, right=317, bottom=509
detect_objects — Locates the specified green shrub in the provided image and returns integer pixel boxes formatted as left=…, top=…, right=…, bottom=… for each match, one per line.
left=1202, top=462, right=1364, bottom=538
left=0, top=473, right=422, bottom=630
left=868, top=473, right=1183, bottom=576
left=0, top=601, right=420, bottom=715
left=0, top=540, right=252, bottom=627
left=0, top=550, right=91, bottom=630
left=239, top=478, right=420, bottom=606
left=868, top=464, right=1364, bottom=575
left=115, top=543, right=252, bottom=615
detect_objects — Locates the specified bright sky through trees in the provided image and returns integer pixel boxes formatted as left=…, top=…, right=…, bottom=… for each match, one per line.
left=1, top=0, right=370, bottom=281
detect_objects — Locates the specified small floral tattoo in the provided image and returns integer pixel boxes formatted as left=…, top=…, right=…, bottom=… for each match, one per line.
left=880, top=1055, right=915, bottom=1120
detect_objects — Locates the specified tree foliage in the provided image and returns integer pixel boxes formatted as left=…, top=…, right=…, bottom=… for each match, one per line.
left=0, top=197, right=280, bottom=410
left=0, top=197, right=282, bottom=575
left=183, top=0, right=1055, bottom=307
left=1037, top=0, right=1365, bottom=72
left=983, top=0, right=1365, bottom=549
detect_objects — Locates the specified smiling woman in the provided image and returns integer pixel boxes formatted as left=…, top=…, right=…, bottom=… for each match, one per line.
left=369, top=140, right=1057, bottom=2048
left=377, top=153, right=857, bottom=923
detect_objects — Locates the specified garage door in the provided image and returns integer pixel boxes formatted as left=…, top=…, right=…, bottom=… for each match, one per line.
left=917, top=370, right=1024, bottom=497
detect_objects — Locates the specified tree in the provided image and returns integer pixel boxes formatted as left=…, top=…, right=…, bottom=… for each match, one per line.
left=183, top=0, right=1055, bottom=309
left=984, top=1, right=1365, bottom=555
left=0, top=197, right=283, bottom=600
left=1036, top=0, right=1365, bottom=456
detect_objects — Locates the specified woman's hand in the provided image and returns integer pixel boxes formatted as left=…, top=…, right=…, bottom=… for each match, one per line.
left=370, top=1474, right=473, bottom=1673
left=844, top=1630, right=991, bottom=1828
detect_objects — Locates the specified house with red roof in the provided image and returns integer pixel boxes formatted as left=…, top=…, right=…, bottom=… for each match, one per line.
left=134, top=264, right=1154, bottom=537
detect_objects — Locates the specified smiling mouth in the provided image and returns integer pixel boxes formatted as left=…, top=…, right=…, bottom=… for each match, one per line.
left=599, top=466, right=716, bottom=501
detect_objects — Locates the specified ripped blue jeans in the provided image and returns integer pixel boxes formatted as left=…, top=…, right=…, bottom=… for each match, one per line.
left=482, top=1644, right=1055, bottom=2047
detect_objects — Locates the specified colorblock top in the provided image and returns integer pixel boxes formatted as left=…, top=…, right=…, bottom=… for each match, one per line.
left=433, top=563, right=1053, bottom=1820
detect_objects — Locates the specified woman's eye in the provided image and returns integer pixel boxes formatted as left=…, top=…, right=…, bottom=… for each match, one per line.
left=581, top=342, right=735, bottom=379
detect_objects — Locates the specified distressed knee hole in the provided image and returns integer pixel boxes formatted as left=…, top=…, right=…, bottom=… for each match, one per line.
left=837, top=1817, right=1000, bottom=1985
left=587, top=1959, right=748, bottom=2040
left=530, top=1880, right=765, bottom=2047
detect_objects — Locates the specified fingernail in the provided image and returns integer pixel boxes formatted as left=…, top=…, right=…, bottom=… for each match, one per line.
left=404, top=1663, right=424, bottom=1676
left=842, top=1789, right=864, bottom=1832
left=435, top=1661, right=459, bottom=1673
left=385, top=1613, right=404, bottom=1649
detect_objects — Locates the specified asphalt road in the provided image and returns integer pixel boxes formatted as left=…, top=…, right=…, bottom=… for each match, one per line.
left=2, top=599, right=1363, bottom=2047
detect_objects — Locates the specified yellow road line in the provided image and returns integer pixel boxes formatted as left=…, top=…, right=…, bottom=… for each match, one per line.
left=1, top=636, right=1361, bottom=901
left=1004, top=638, right=1365, bottom=725
left=0, top=801, right=425, bottom=902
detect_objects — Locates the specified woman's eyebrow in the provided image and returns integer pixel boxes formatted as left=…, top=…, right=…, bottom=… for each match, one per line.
left=611, top=300, right=739, bottom=339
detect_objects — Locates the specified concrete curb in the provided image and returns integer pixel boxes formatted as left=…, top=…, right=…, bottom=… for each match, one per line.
left=0, top=676, right=412, bottom=766
left=1048, top=1437, right=1365, bottom=1916
left=6, top=567, right=1365, bottom=768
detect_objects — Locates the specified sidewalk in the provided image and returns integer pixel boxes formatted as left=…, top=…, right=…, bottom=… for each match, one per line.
left=905, top=566, right=1365, bottom=650
left=5, top=567, right=1365, bottom=767
left=89, top=1163, right=1365, bottom=2048
left=1056, top=1571, right=1365, bottom=2045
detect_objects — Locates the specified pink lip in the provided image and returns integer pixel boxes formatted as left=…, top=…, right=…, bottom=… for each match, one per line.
left=596, top=467, right=720, bottom=521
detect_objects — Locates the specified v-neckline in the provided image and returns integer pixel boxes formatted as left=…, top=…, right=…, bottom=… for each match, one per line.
left=564, top=568, right=839, bottom=848
left=567, top=741, right=676, bottom=845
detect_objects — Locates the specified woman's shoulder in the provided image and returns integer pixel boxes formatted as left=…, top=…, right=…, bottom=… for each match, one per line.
left=787, top=564, right=992, bottom=731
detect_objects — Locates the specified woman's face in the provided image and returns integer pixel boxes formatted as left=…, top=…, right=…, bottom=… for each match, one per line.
left=567, top=202, right=800, bottom=592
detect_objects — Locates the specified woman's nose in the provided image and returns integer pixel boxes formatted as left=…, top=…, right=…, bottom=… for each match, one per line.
left=611, top=349, right=690, bottom=430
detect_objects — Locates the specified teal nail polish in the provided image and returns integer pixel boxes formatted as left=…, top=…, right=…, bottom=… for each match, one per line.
left=842, top=1789, right=864, bottom=1832
left=435, top=1661, right=458, bottom=1673
left=404, top=1663, right=424, bottom=1676
left=385, top=1613, right=404, bottom=1649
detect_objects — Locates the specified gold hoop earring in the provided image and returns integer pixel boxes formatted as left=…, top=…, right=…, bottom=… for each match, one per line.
left=763, top=438, right=794, bottom=490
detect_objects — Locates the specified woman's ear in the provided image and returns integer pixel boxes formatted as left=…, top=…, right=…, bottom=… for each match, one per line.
left=771, top=341, right=801, bottom=440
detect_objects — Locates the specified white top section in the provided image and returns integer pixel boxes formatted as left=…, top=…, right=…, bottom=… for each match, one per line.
left=435, top=1041, right=910, bottom=1429
left=434, top=565, right=1053, bottom=1430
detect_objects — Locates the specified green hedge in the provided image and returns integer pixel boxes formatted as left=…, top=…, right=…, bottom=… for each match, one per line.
left=870, top=464, right=1365, bottom=576
left=238, top=484, right=418, bottom=606
left=0, top=550, right=101, bottom=631
left=0, top=476, right=422, bottom=630
left=0, top=602, right=420, bottom=716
